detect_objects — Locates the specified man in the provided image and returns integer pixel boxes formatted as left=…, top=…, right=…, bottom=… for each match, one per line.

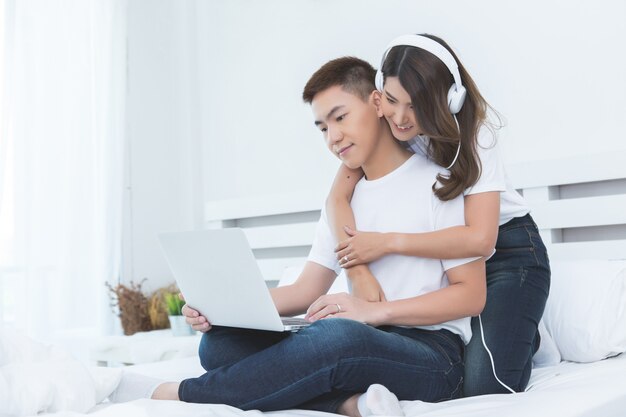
left=116, top=57, right=486, bottom=417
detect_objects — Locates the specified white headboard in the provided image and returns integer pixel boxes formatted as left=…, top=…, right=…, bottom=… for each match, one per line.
left=205, top=151, right=626, bottom=285
left=507, top=152, right=626, bottom=261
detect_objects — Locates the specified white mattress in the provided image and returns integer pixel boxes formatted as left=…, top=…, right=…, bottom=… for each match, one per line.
left=74, top=353, right=626, bottom=417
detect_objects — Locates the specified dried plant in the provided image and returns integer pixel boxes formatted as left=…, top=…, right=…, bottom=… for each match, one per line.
left=106, top=279, right=152, bottom=335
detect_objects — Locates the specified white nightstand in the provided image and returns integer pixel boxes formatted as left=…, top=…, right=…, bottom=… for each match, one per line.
left=90, top=329, right=202, bottom=366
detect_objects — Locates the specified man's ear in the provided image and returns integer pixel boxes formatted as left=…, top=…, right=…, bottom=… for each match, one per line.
left=370, top=90, right=384, bottom=117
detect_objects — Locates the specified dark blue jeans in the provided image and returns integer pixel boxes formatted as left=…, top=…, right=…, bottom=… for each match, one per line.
left=463, top=213, right=551, bottom=396
left=179, top=318, right=464, bottom=413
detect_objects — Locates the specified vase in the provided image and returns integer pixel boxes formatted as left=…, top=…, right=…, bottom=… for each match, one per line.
left=168, top=315, right=195, bottom=337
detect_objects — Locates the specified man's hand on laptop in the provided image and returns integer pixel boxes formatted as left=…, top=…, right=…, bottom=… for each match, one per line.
left=180, top=293, right=212, bottom=332
left=304, top=292, right=383, bottom=326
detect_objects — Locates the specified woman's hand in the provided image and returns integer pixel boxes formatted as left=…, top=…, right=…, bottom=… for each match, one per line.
left=304, top=292, right=384, bottom=326
left=180, top=293, right=212, bottom=333
left=336, top=226, right=389, bottom=267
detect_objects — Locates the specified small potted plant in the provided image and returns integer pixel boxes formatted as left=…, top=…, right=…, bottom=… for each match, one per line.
left=164, top=292, right=195, bottom=336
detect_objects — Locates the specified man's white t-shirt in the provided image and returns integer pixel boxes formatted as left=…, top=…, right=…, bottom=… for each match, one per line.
left=308, top=154, right=480, bottom=344
left=408, top=127, right=529, bottom=226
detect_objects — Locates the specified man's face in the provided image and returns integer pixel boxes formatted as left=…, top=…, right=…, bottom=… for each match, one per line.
left=311, top=85, right=381, bottom=169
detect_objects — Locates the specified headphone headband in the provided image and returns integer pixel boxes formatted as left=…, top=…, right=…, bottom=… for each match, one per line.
left=376, top=34, right=467, bottom=114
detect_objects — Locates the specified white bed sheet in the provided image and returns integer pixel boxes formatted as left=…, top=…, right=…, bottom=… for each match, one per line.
left=64, top=352, right=626, bottom=417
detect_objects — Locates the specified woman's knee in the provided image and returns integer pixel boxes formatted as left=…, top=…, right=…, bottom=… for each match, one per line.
left=464, top=371, right=528, bottom=396
left=463, top=347, right=531, bottom=396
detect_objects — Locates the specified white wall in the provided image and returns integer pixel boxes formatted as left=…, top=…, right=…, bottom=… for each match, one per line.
left=124, top=0, right=626, bottom=288
left=124, top=1, right=203, bottom=291
left=196, top=0, right=626, bottom=203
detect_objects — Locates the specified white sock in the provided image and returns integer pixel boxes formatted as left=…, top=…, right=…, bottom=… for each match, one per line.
left=357, top=384, right=404, bottom=417
left=108, top=371, right=164, bottom=403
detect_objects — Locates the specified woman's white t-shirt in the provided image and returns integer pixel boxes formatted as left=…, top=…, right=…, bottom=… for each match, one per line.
left=407, top=128, right=529, bottom=226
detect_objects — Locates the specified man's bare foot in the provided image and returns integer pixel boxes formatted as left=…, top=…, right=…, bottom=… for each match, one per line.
left=338, top=385, right=404, bottom=416
left=338, top=394, right=362, bottom=417
left=151, top=382, right=181, bottom=400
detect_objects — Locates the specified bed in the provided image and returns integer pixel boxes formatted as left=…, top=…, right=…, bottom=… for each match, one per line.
left=85, top=352, right=626, bottom=417
left=3, top=151, right=626, bottom=417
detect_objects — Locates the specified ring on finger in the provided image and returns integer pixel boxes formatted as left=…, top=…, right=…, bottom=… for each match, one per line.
left=343, top=255, right=349, bottom=263
left=336, top=304, right=342, bottom=313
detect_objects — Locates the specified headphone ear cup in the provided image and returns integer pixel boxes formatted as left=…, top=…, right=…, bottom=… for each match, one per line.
left=447, top=84, right=467, bottom=114
left=375, top=69, right=384, bottom=91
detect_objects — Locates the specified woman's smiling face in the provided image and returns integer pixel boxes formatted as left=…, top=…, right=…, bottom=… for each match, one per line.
left=380, top=76, right=422, bottom=141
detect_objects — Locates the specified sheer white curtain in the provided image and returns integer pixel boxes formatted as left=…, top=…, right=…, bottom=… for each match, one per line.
left=0, top=0, right=127, bottom=340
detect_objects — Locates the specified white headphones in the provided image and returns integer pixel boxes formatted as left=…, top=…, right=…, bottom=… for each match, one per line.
left=375, top=34, right=467, bottom=115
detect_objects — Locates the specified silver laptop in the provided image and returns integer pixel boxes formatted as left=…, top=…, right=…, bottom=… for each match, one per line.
left=157, top=228, right=310, bottom=332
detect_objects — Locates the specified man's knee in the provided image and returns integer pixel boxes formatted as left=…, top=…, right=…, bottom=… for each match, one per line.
left=198, top=327, right=245, bottom=370
left=198, top=331, right=220, bottom=370
left=308, top=318, right=367, bottom=335
left=304, top=319, right=371, bottom=353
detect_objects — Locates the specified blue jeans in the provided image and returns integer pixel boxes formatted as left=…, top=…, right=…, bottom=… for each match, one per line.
left=179, top=318, right=464, bottom=413
left=463, top=213, right=551, bottom=396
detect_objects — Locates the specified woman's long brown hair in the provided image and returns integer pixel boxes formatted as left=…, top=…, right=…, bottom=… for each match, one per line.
left=381, top=34, right=500, bottom=201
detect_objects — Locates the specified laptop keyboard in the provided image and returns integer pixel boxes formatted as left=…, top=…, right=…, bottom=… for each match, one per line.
left=281, top=317, right=310, bottom=326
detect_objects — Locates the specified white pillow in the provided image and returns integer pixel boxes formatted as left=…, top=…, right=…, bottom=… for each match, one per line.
left=532, top=319, right=561, bottom=368
left=543, top=260, right=626, bottom=363
left=0, top=324, right=107, bottom=416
